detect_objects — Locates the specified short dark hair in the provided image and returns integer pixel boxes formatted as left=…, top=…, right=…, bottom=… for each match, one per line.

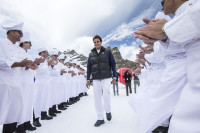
left=19, top=42, right=23, bottom=48
left=93, top=35, right=102, bottom=42
left=7, top=31, right=10, bottom=35
left=39, top=51, right=45, bottom=55
left=19, top=42, right=31, bottom=48
left=161, top=0, right=164, bottom=7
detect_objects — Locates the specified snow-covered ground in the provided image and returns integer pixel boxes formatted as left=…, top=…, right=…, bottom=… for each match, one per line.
left=0, top=83, right=140, bottom=133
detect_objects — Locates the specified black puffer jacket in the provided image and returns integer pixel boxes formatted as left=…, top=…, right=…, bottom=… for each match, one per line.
left=89, top=47, right=112, bottom=80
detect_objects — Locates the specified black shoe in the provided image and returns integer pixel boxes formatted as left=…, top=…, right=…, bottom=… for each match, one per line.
left=58, top=107, right=67, bottom=110
left=41, top=115, right=53, bottom=120
left=52, top=105, right=62, bottom=113
left=41, top=111, right=53, bottom=120
left=48, top=109, right=57, bottom=117
left=33, top=120, right=41, bottom=127
left=94, top=120, right=105, bottom=127
left=63, top=103, right=69, bottom=107
left=15, top=124, right=26, bottom=133
left=26, top=124, right=36, bottom=131
left=24, top=121, right=36, bottom=131
left=106, top=113, right=112, bottom=121
left=68, top=101, right=73, bottom=105
left=15, top=131, right=26, bottom=133
left=54, top=110, right=62, bottom=113
left=152, top=126, right=169, bottom=133
left=64, top=104, right=69, bottom=108
left=49, top=112, right=57, bottom=117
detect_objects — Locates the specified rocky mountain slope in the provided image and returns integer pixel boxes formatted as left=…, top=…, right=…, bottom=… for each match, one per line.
left=60, top=47, right=137, bottom=70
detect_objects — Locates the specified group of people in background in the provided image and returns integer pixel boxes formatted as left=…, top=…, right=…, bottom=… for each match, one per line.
left=123, top=70, right=140, bottom=96
left=0, top=22, right=88, bottom=133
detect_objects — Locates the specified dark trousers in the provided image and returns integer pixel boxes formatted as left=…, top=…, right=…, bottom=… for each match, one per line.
left=134, top=80, right=140, bottom=93
left=2, top=122, right=17, bottom=133
left=125, top=82, right=132, bottom=95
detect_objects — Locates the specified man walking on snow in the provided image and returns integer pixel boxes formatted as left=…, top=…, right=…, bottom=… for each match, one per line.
left=86, top=35, right=117, bottom=127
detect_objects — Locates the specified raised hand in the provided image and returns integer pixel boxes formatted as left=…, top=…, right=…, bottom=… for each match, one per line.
left=20, top=59, right=33, bottom=67
left=134, top=19, right=168, bottom=41
left=34, top=57, right=45, bottom=64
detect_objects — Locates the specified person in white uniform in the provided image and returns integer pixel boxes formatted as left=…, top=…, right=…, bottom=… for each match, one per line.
left=76, top=62, right=84, bottom=97
left=33, top=47, right=53, bottom=128
left=134, top=0, right=200, bottom=132
left=70, top=60, right=81, bottom=103
left=86, top=35, right=117, bottom=127
left=63, top=58, right=73, bottom=105
left=80, top=65, right=88, bottom=96
left=48, top=49, right=63, bottom=116
left=64, top=58, right=74, bottom=105
left=16, top=32, right=41, bottom=132
left=0, top=22, right=33, bottom=133
left=57, top=54, right=68, bottom=110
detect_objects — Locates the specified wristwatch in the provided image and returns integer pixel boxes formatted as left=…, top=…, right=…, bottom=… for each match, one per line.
left=162, top=27, right=167, bottom=36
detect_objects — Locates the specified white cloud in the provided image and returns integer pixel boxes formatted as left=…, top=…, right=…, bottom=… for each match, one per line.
left=103, top=1, right=160, bottom=61
left=0, top=0, right=145, bottom=57
left=67, top=36, right=93, bottom=57
left=118, top=43, right=139, bottom=61
left=104, top=6, right=157, bottom=44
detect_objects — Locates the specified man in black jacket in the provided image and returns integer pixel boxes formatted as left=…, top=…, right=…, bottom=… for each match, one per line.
left=123, top=70, right=132, bottom=96
left=86, top=35, right=116, bottom=127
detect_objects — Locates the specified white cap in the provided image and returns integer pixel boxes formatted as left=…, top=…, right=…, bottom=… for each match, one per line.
left=58, top=54, right=65, bottom=60
left=80, top=65, right=85, bottom=69
left=155, top=11, right=171, bottom=21
left=71, top=59, right=78, bottom=64
left=64, top=58, right=70, bottom=64
left=2, top=22, right=24, bottom=31
left=38, top=47, right=47, bottom=53
left=49, top=48, right=59, bottom=56
left=20, top=32, right=31, bottom=43
left=76, top=62, right=81, bottom=66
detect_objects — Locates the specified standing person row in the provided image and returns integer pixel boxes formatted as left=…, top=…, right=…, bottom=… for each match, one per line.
left=0, top=21, right=88, bottom=133
left=134, top=0, right=200, bottom=132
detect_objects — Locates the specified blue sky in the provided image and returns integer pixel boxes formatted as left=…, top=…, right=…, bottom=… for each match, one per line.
left=0, top=0, right=162, bottom=61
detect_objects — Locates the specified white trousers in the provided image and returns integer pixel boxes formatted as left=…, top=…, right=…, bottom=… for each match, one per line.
left=93, top=78, right=111, bottom=120
left=135, top=58, right=187, bottom=133
left=169, top=47, right=200, bottom=133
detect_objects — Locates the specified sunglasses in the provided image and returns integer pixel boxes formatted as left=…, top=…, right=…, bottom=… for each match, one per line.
left=13, top=30, right=23, bottom=35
